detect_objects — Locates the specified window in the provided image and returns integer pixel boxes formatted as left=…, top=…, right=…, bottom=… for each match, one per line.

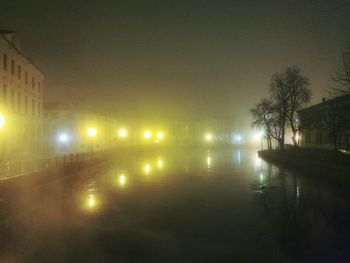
left=18, top=65, right=21, bottom=79
left=25, top=72, right=28, bottom=84
left=37, top=102, right=40, bottom=117
left=11, top=60, right=15, bottom=75
left=38, top=81, right=41, bottom=93
left=32, top=77, right=35, bottom=89
left=3, top=54, right=7, bottom=70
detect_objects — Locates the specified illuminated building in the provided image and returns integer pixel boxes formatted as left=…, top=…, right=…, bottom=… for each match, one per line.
left=0, top=30, right=44, bottom=160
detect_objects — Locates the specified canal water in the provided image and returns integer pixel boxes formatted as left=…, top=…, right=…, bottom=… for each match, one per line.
left=0, top=148, right=349, bottom=263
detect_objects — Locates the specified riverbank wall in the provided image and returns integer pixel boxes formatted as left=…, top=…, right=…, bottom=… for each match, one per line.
left=258, top=148, right=350, bottom=183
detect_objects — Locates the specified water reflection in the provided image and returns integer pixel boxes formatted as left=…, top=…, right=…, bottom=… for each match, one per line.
left=119, top=174, right=126, bottom=187
left=144, top=163, right=151, bottom=175
left=0, top=148, right=349, bottom=263
left=85, top=179, right=98, bottom=211
left=157, top=159, right=163, bottom=169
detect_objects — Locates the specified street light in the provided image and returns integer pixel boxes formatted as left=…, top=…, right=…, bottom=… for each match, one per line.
left=144, top=131, right=152, bottom=139
left=58, top=133, right=69, bottom=143
left=205, top=133, right=213, bottom=142
left=87, top=127, right=97, bottom=137
left=156, top=132, right=164, bottom=139
left=118, top=129, right=127, bottom=138
left=58, top=133, right=69, bottom=152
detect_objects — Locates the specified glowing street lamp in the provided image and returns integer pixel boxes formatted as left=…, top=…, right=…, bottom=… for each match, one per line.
left=144, top=131, right=152, bottom=139
left=87, top=127, right=97, bottom=137
left=205, top=133, right=213, bottom=142
left=58, top=133, right=69, bottom=143
left=118, top=129, right=127, bottom=138
left=156, top=132, right=164, bottom=139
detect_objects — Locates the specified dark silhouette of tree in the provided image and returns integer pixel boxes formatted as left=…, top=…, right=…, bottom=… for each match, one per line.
left=284, top=67, right=311, bottom=146
left=251, top=66, right=311, bottom=150
left=331, top=45, right=350, bottom=95
left=250, top=98, right=273, bottom=149
left=270, top=72, right=289, bottom=150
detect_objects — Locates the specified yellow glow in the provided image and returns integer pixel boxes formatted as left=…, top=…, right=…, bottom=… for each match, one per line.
left=87, top=127, right=97, bottom=137
left=207, top=156, right=211, bottom=169
left=144, top=164, right=151, bottom=174
left=87, top=194, right=96, bottom=208
left=144, top=131, right=152, bottom=139
left=119, top=174, right=126, bottom=187
left=0, top=114, right=5, bottom=128
left=205, top=133, right=213, bottom=141
left=157, top=159, right=163, bottom=168
left=119, top=129, right=127, bottom=137
left=156, top=132, right=164, bottom=139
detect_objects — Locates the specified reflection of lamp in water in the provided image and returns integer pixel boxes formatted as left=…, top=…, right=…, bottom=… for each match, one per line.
left=254, top=155, right=262, bottom=168
left=87, top=194, right=96, bottom=208
left=119, top=174, right=126, bottom=187
left=144, top=164, right=151, bottom=174
left=157, top=159, right=163, bottom=168
left=207, top=156, right=211, bottom=169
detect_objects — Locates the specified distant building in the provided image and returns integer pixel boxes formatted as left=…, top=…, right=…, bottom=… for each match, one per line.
left=43, top=103, right=118, bottom=156
left=0, top=30, right=44, bottom=160
left=298, top=95, right=350, bottom=150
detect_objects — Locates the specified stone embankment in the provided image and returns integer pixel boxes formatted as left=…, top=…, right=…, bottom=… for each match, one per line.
left=259, top=148, right=350, bottom=183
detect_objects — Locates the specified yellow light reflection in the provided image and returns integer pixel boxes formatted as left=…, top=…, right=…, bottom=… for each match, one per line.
left=0, top=114, right=4, bottom=128
left=144, top=164, right=151, bottom=174
left=157, top=159, right=163, bottom=169
left=86, top=194, right=96, bottom=209
left=87, top=127, right=97, bottom=137
left=119, top=174, right=126, bottom=187
left=207, top=156, right=211, bottom=169
left=144, top=131, right=152, bottom=139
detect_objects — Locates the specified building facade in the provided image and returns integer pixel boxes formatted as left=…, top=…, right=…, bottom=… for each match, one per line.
left=298, top=95, right=350, bottom=150
left=0, top=30, right=44, bottom=161
left=44, top=103, right=119, bottom=156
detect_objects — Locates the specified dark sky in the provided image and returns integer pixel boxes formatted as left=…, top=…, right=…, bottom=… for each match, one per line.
left=1, top=0, right=350, bottom=123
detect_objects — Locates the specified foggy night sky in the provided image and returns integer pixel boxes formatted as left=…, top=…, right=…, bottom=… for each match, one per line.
left=1, top=0, right=350, bottom=124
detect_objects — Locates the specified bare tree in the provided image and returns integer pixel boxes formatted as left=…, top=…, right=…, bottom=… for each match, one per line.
left=270, top=72, right=289, bottom=150
left=330, top=45, right=350, bottom=95
left=250, top=98, right=273, bottom=149
left=284, top=66, right=311, bottom=146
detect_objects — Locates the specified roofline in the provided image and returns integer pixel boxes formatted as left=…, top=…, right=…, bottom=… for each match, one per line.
left=0, top=31, right=45, bottom=76
left=298, top=94, right=350, bottom=113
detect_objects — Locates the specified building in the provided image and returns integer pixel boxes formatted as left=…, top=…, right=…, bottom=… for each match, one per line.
left=0, top=30, right=44, bottom=161
left=43, top=103, right=119, bottom=156
left=298, top=95, right=350, bottom=150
